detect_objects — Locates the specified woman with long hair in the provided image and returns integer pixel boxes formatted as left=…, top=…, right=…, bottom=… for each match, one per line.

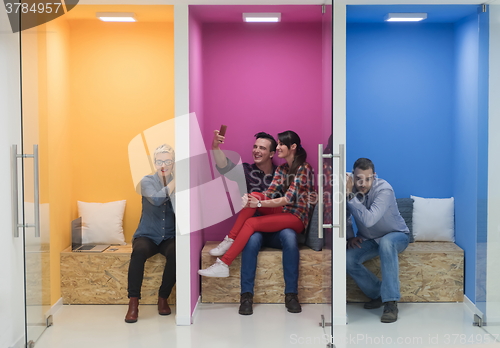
left=198, top=130, right=314, bottom=279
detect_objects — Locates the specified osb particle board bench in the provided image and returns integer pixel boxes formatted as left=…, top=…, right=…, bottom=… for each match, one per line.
left=201, top=241, right=464, bottom=304
left=201, top=241, right=328, bottom=304
left=347, top=241, right=464, bottom=302
left=60, top=245, right=175, bottom=305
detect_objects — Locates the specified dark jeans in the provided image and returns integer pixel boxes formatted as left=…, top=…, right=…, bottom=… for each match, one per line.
left=127, top=237, right=176, bottom=299
left=241, top=229, right=299, bottom=295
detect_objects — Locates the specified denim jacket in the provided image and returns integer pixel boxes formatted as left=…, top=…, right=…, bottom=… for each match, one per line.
left=132, top=173, right=175, bottom=244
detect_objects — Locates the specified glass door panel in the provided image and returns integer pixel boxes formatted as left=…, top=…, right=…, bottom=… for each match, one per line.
left=320, top=1, right=347, bottom=346
left=21, top=25, right=50, bottom=346
left=485, top=0, right=500, bottom=338
left=319, top=0, right=334, bottom=342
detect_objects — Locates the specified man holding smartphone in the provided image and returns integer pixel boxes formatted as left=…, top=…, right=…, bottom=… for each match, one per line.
left=212, top=128, right=276, bottom=194
left=210, top=129, right=302, bottom=315
left=346, top=158, right=410, bottom=323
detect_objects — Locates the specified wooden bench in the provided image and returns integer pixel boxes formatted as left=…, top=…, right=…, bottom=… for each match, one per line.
left=201, top=241, right=326, bottom=304
left=347, top=241, right=464, bottom=302
left=201, top=241, right=464, bottom=303
left=60, top=240, right=463, bottom=305
left=60, top=245, right=175, bottom=305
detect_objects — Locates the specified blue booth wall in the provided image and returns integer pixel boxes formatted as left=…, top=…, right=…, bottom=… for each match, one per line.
left=346, top=10, right=488, bottom=304
left=454, top=13, right=480, bottom=308
left=454, top=11, right=489, bottom=310
left=346, top=23, right=455, bottom=199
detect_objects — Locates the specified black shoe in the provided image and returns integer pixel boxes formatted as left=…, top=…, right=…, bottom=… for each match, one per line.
left=381, top=301, right=398, bottom=323
left=239, top=292, right=253, bottom=315
left=285, top=293, right=302, bottom=313
left=364, top=296, right=383, bottom=309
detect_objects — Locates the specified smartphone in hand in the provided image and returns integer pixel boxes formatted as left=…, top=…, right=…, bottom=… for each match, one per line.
left=219, top=124, right=227, bottom=136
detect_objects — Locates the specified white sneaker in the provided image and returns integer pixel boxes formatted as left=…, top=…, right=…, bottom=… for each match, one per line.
left=198, top=258, right=230, bottom=277
left=209, top=235, right=234, bottom=256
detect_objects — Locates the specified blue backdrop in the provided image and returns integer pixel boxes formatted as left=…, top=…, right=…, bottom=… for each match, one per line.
left=346, top=7, right=488, bottom=305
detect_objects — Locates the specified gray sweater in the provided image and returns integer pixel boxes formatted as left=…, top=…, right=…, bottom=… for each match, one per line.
left=346, top=177, right=409, bottom=242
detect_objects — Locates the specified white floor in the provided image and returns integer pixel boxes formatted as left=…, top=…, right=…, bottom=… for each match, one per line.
left=34, top=303, right=500, bottom=348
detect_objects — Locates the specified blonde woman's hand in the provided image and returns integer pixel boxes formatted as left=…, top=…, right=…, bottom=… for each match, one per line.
left=167, top=178, right=175, bottom=196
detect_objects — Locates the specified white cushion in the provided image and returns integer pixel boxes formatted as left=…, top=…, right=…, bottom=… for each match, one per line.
left=410, top=195, right=455, bottom=242
left=77, top=200, right=126, bottom=245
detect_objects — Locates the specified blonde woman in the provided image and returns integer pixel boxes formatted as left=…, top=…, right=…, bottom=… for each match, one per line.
left=125, top=144, right=176, bottom=323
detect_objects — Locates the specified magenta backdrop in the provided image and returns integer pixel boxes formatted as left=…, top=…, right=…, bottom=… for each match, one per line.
left=189, top=6, right=326, bottom=315
left=200, top=21, right=323, bottom=242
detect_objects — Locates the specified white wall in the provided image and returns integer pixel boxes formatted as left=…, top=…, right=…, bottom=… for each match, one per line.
left=174, top=4, right=192, bottom=326
left=332, top=0, right=347, bottom=329
left=0, top=11, right=26, bottom=348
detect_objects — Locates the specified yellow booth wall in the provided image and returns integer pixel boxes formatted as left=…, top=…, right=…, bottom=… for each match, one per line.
left=34, top=5, right=175, bottom=305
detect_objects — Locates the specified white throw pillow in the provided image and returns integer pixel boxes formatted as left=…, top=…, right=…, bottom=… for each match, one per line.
left=411, top=195, right=455, bottom=242
left=77, top=200, right=126, bottom=245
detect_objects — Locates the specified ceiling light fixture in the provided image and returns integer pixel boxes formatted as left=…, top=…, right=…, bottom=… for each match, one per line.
left=96, top=12, right=136, bottom=22
left=385, top=13, right=427, bottom=22
left=243, top=13, right=281, bottom=23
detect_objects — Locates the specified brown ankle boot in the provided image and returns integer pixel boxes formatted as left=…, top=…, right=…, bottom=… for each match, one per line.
left=158, top=297, right=171, bottom=316
left=125, top=297, right=139, bottom=323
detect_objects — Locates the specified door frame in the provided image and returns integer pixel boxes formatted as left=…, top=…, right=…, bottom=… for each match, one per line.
left=0, top=10, right=28, bottom=348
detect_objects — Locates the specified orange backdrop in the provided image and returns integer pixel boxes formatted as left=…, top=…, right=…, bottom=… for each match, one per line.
left=31, top=5, right=174, bottom=304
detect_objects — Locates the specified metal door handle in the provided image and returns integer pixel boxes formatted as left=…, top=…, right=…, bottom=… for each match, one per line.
left=318, top=144, right=324, bottom=239
left=11, top=145, right=19, bottom=238
left=33, top=144, right=40, bottom=238
left=337, top=144, right=345, bottom=238
left=317, top=144, right=333, bottom=238
left=11, top=144, right=40, bottom=238
left=319, top=144, right=345, bottom=239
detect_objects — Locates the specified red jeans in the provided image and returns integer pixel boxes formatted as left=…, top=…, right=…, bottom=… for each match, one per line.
left=220, top=193, right=304, bottom=266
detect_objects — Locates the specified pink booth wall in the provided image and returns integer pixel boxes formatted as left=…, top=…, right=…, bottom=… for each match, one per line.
left=189, top=5, right=326, bottom=315
left=201, top=20, right=323, bottom=242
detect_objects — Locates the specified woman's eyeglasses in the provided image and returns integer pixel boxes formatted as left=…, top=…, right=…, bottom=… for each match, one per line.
left=155, top=159, right=174, bottom=166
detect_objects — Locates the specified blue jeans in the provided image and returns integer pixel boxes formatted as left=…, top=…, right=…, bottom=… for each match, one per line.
left=346, top=232, right=409, bottom=302
left=241, top=229, right=299, bottom=295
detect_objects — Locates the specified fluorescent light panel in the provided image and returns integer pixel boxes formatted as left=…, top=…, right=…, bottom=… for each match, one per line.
left=243, top=13, right=281, bottom=23
left=385, top=13, right=427, bottom=22
left=97, top=12, right=136, bottom=22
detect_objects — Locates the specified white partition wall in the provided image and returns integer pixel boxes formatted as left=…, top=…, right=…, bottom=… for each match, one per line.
left=332, top=1, right=347, bottom=328
left=174, top=4, right=193, bottom=326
